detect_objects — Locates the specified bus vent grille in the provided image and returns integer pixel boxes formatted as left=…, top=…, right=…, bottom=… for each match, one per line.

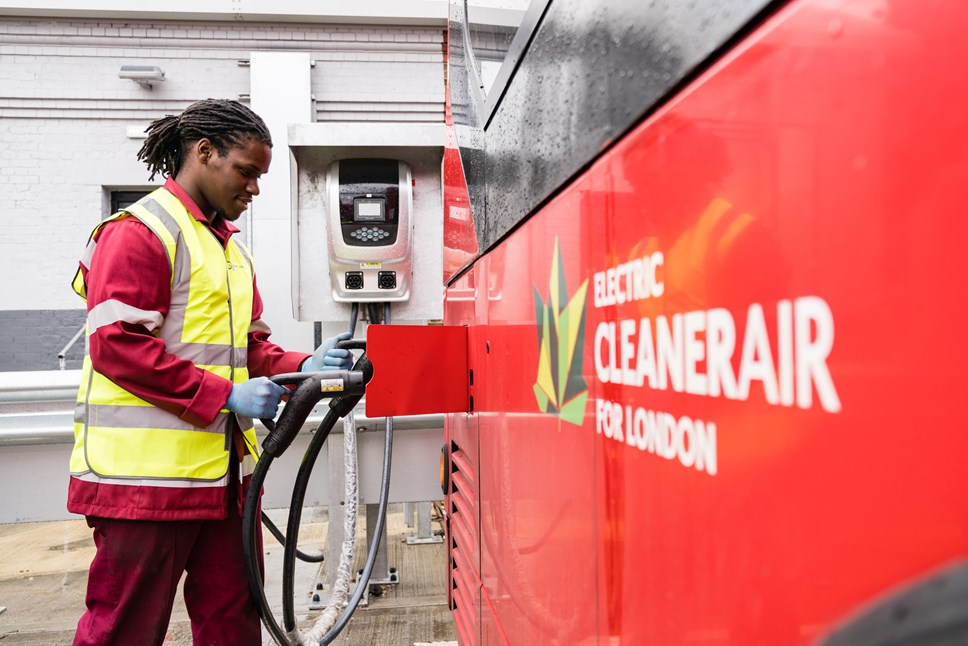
left=448, top=438, right=478, bottom=643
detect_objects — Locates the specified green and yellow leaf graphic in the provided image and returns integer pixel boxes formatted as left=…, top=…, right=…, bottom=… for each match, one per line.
left=533, top=238, right=589, bottom=426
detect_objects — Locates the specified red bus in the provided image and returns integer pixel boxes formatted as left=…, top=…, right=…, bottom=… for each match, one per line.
left=439, top=0, right=968, bottom=643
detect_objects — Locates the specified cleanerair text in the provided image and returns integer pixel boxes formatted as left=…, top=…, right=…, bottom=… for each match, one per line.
left=593, top=297, right=841, bottom=414
left=588, top=248, right=841, bottom=477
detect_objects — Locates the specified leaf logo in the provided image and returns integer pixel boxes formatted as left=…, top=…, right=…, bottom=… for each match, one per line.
left=533, top=238, right=589, bottom=426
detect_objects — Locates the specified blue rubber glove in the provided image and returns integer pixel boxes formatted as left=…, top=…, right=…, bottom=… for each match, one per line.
left=302, top=332, right=354, bottom=372
left=225, top=377, right=288, bottom=419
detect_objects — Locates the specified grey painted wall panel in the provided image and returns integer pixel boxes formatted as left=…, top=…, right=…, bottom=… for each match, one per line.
left=0, top=309, right=86, bottom=372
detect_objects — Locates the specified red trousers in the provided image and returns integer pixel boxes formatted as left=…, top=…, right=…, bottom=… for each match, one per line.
left=72, top=504, right=263, bottom=646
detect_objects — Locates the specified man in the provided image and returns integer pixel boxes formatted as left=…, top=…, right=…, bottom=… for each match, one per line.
left=69, top=99, right=352, bottom=644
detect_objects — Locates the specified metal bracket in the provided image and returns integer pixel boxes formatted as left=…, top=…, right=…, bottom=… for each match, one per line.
left=309, top=503, right=399, bottom=610
left=309, top=431, right=400, bottom=610
left=405, top=501, right=443, bottom=545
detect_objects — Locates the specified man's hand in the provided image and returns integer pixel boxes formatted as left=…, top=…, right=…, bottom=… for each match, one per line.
left=302, top=332, right=354, bottom=372
left=225, top=377, right=288, bottom=419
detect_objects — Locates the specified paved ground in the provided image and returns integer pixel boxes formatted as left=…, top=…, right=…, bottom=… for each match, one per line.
left=0, top=505, right=455, bottom=645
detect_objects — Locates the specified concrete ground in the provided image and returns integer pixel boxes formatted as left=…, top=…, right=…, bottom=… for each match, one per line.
left=0, top=505, right=456, bottom=645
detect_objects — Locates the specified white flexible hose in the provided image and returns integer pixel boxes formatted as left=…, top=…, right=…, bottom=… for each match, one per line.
left=297, top=412, right=359, bottom=645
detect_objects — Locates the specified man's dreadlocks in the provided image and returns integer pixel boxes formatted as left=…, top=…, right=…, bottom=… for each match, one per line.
left=137, top=99, right=272, bottom=181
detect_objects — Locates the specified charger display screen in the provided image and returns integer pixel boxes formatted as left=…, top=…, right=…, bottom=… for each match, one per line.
left=354, top=198, right=385, bottom=222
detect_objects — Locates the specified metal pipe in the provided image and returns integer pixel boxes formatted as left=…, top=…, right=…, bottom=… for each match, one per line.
left=0, top=365, right=441, bottom=446
left=0, top=414, right=441, bottom=446
left=57, top=325, right=86, bottom=370
left=0, top=372, right=440, bottom=447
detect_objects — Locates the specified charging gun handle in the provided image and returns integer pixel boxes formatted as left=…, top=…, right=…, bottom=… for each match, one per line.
left=260, top=370, right=367, bottom=458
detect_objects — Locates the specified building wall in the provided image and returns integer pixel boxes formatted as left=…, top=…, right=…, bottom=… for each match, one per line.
left=0, top=16, right=444, bottom=371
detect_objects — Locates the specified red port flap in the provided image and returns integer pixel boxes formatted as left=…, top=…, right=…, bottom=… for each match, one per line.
left=365, top=324, right=469, bottom=417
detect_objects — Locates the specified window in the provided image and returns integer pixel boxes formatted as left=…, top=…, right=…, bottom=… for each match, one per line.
left=109, top=190, right=151, bottom=217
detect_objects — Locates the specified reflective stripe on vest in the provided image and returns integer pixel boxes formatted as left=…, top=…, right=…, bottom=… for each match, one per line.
left=71, top=187, right=259, bottom=485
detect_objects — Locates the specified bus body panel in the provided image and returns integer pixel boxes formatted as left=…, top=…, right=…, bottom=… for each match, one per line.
left=445, top=0, right=968, bottom=642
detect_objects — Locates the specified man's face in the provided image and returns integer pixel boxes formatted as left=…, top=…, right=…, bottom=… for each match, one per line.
left=201, top=137, right=272, bottom=222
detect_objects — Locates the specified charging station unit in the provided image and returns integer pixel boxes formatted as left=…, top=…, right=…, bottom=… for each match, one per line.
left=326, top=158, right=414, bottom=302
left=289, top=122, right=445, bottom=326
left=275, top=121, right=446, bottom=632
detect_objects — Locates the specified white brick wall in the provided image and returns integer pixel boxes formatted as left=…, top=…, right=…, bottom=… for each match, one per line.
left=0, top=17, right=445, bottom=315
left=0, top=117, right=147, bottom=312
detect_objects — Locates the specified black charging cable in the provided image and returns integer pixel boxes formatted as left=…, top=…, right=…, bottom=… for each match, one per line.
left=281, top=339, right=368, bottom=634
left=243, top=305, right=394, bottom=645
left=317, top=303, right=392, bottom=645
left=241, top=355, right=370, bottom=646
left=260, top=513, right=325, bottom=563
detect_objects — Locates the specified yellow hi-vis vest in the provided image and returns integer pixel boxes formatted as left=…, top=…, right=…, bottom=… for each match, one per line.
left=70, top=187, right=258, bottom=489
